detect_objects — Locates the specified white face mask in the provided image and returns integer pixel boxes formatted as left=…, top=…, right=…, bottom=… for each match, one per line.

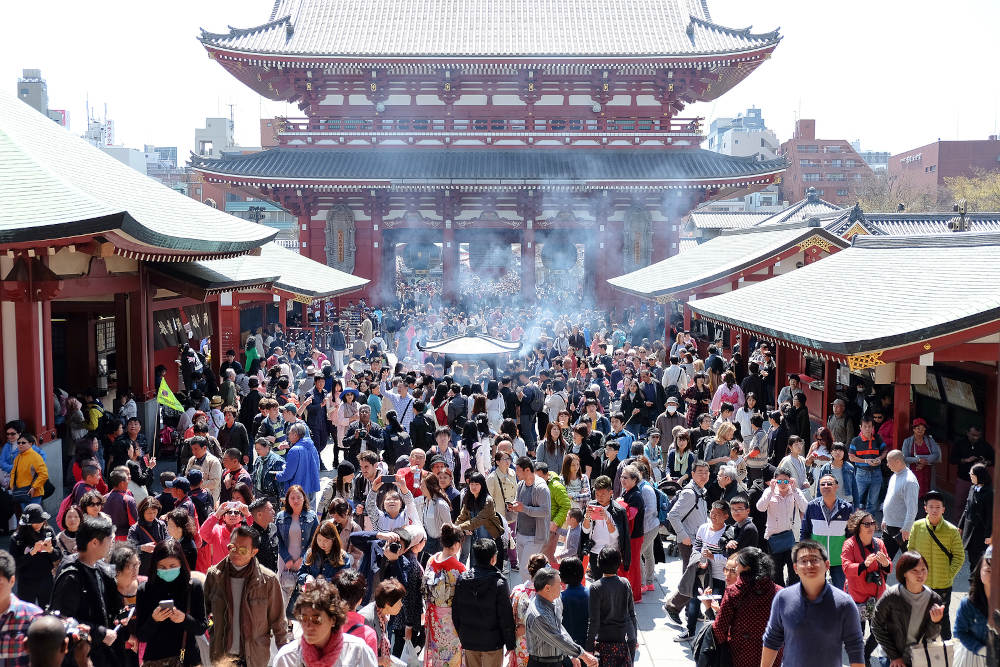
left=666, top=405, right=677, bottom=414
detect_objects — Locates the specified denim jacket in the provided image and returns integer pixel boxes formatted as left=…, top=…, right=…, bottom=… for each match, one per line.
left=818, top=460, right=860, bottom=504
left=276, top=509, right=318, bottom=563
left=953, top=596, right=989, bottom=655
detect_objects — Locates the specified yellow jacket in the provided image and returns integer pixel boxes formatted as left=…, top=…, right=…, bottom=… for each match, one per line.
left=11, top=448, right=48, bottom=497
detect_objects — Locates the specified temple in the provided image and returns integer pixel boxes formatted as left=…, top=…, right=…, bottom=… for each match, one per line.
left=194, top=0, right=785, bottom=307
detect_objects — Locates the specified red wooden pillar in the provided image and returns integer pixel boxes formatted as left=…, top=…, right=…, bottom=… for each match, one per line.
left=442, top=223, right=457, bottom=304
left=277, top=296, right=287, bottom=332
left=129, top=267, right=155, bottom=400
left=773, top=342, right=785, bottom=406
left=821, top=359, right=837, bottom=425
left=682, top=303, right=692, bottom=332
left=15, top=299, right=54, bottom=441
left=217, top=294, right=240, bottom=364
left=521, top=224, right=536, bottom=302
left=893, top=362, right=912, bottom=451
left=663, top=302, right=672, bottom=348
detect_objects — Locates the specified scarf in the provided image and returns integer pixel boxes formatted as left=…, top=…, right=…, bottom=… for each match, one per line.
left=300, top=628, right=344, bottom=667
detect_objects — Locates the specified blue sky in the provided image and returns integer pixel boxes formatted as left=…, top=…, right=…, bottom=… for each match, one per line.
left=4, top=0, right=998, bottom=157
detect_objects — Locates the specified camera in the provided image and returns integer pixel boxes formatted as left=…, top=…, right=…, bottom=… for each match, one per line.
left=865, top=570, right=882, bottom=586
left=387, top=541, right=403, bottom=554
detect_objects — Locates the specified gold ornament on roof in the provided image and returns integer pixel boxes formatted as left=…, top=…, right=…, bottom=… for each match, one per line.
left=846, top=351, right=885, bottom=371
left=843, top=222, right=870, bottom=238
left=797, top=235, right=833, bottom=253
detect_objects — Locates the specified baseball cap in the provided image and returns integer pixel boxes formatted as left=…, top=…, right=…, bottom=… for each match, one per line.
left=186, top=469, right=203, bottom=485
left=282, top=402, right=298, bottom=413
left=166, top=477, right=191, bottom=493
left=666, top=396, right=679, bottom=405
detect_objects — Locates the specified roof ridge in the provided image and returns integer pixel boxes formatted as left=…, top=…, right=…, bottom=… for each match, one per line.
left=687, top=14, right=781, bottom=42
left=720, top=219, right=823, bottom=236
left=199, top=15, right=289, bottom=43
left=853, top=232, right=1000, bottom=249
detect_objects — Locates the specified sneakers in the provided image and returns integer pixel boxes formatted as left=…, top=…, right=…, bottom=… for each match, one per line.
left=642, top=584, right=655, bottom=593
left=673, top=632, right=694, bottom=643
left=665, top=607, right=682, bottom=625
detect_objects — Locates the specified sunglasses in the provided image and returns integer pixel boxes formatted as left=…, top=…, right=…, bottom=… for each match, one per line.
left=5, top=431, right=17, bottom=437
left=224, top=510, right=242, bottom=516
left=16, top=440, right=30, bottom=445
left=297, top=613, right=328, bottom=626
left=819, top=482, right=837, bottom=487
left=775, top=479, right=789, bottom=485
left=861, top=521, right=878, bottom=527
left=227, top=544, right=254, bottom=556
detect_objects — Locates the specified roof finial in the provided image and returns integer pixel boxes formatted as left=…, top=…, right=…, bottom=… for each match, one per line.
left=806, top=186, right=819, bottom=202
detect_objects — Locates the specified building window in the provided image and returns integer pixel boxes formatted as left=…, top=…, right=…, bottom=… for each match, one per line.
left=826, top=173, right=846, bottom=181
left=824, top=145, right=842, bottom=153
left=803, top=173, right=821, bottom=182
left=845, top=159, right=856, bottom=167
left=837, top=189, right=849, bottom=196
left=800, top=159, right=814, bottom=166
left=225, top=192, right=240, bottom=202
left=800, top=145, right=818, bottom=153
left=929, top=165, right=936, bottom=172
left=829, top=159, right=842, bottom=167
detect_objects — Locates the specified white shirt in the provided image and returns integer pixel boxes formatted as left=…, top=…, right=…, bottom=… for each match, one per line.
left=272, top=633, right=377, bottom=667
left=584, top=503, right=617, bottom=553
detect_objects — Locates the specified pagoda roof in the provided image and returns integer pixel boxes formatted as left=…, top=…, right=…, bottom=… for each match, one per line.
left=0, top=93, right=276, bottom=258
left=191, top=147, right=786, bottom=189
left=753, top=188, right=841, bottom=226
left=688, top=233, right=1000, bottom=358
left=199, top=0, right=780, bottom=60
left=857, top=212, right=1000, bottom=236
left=149, top=242, right=368, bottom=302
left=417, top=333, right=522, bottom=356
left=608, top=220, right=848, bottom=299
left=689, top=210, right=771, bottom=230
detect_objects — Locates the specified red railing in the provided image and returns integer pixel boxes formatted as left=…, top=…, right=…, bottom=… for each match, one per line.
left=276, top=116, right=702, bottom=136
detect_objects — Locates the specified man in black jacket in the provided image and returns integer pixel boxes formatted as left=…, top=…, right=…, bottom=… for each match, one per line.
left=724, top=494, right=759, bottom=555
left=50, top=516, right=121, bottom=667
left=453, top=538, right=516, bottom=667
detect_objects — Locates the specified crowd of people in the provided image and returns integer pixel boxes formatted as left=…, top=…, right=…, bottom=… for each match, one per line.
left=1, top=301, right=996, bottom=667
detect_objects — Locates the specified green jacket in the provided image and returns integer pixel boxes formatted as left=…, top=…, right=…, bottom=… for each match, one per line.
left=907, top=517, right=965, bottom=590
left=546, top=472, right=571, bottom=527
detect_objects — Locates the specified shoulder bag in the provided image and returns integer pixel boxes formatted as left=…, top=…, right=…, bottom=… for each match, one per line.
left=143, top=594, right=191, bottom=667
left=908, top=637, right=954, bottom=667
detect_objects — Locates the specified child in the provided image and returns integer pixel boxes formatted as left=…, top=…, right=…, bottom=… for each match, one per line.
left=556, top=508, right=585, bottom=561
left=558, top=556, right=589, bottom=646
left=156, top=471, right=177, bottom=514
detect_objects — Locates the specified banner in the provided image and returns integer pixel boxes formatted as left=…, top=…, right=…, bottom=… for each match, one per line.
left=183, top=303, right=214, bottom=341
left=156, top=378, right=184, bottom=412
left=153, top=308, right=182, bottom=350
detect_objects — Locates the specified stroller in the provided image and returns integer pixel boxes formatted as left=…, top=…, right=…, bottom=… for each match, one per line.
left=657, top=479, right=683, bottom=558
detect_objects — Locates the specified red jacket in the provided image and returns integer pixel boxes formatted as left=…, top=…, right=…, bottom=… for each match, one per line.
left=841, top=535, right=891, bottom=603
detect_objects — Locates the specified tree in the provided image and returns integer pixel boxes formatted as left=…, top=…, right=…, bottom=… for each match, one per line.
left=855, top=171, right=943, bottom=212
left=944, top=170, right=1000, bottom=211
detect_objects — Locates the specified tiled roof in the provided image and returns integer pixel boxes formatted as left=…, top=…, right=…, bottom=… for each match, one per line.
left=689, top=232, right=1000, bottom=355
left=689, top=211, right=771, bottom=229
left=417, top=333, right=522, bottom=356
left=200, top=0, right=779, bottom=58
left=152, top=242, right=368, bottom=301
left=608, top=221, right=848, bottom=298
left=862, top=213, right=1000, bottom=236
left=678, top=238, right=700, bottom=253
left=192, top=148, right=787, bottom=185
left=754, top=198, right=842, bottom=226
left=0, top=93, right=276, bottom=254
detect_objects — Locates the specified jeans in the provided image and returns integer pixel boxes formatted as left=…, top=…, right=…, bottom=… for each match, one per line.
left=855, top=467, right=882, bottom=513
left=684, top=576, right=726, bottom=635
left=829, top=564, right=845, bottom=590
left=519, top=416, right=538, bottom=454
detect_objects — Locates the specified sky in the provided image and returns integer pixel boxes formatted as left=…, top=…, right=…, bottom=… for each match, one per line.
left=4, top=0, right=1000, bottom=158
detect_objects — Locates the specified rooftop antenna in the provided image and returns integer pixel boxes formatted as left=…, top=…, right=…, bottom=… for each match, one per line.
left=228, top=103, right=236, bottom=124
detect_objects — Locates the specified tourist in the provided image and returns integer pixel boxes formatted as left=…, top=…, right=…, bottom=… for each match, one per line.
left=557, top=556, right=589, bottom=646
left=827, top=398, right=856, bottom=445
left=509, top=553, right=547, bottom=667
left=134, top=538, right=209, bottom=666
left=331, top=569, right=378, bottom=653
left=755, top=467, right=809, bottom=586
left=712, top=547, right=781, bottom=667
left=761, top=540, right=865, bottom=667
left=456, top=472, right=505, bottom=564
left=724, top=494, right=759, bottom=553
left=275, top=422, right=321, bottom=497
left=616, top=464, right=646, bottom=601
left=665, top=428, right=695, bottom=484
left=418, top=469, right=455, bottom=557
left=673, top=500, right=730, bottom=643
left=841, top=510, right=891, bottom=663
left=220, top=447, right=253, bottom=503
left=165, top=507, right=199, bottom=572
left=252, top=437, right=285, bottom=503
left=881, top=450, right=920, bottom=559
left=585, top=547, right=637, bottom=666
left=422, top=523, right=465, bottom=667
left=776, top=374, right=801, bottom=408
left=127, top=495, right=167, bottom=575
left=291, top=519, right=352, bottom=613
left=201, top=500, right=252, bottom=567
left=9, top=434, right=48, bottom=510
left=524, top=567, right=598, bottom=667
left=277, top=484, right=319, bottom=604
left=186, top=468, right=214, bottom=524
left=800, top=473, right=854, bottom=589
left=55, top=505, right=82, bottom=556
left=204, top=525, right=289, bottom=667
left=274, top=578, right=376, bottom=667
left=359, top=578, right=406, bottom=667
left=764, top=409, right=789, bottom=469
left=906, top=490, right=964, bottom=639
left=581, top=475, right=630, bottom=581
left=534, top=461, right=570, bottom=566
left=562, top=453, right=592, bottom=513
left=901, top=417, right=941, bottom=498
left=49, top=516, right=121, bottom=667
left=777, top=435, right=809, bottom=491
left=870, top=551, right=946, bottom=665
left=949, top=425, right=994, bottom=522
left=511, top=457, right=551, bottom=576
left=816, top=442, right=859, bottom=505
left=246, top=496, right=280, bottom=573
left=848, top=418, right=887, bottom=514
left=0, top=549, right=42, bottom=666
left=953, top=546, right=991, bottom=664
left=959, top=462, right=993, bottom=571
left=10, top=504, right=60, bottom=607
left=452, top=537, right=515, bottom=667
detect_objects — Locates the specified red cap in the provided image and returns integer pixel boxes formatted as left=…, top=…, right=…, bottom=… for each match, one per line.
left=912, top=417, right=928, bottom=427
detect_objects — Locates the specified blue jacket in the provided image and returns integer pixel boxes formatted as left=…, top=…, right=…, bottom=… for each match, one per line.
left=276, top=509, right=318, bottom=563
left=953, top=597, right=989, bottom=655
left=275, top=436, right=320, bottom=495
left=817, top=461, right=860, bottom=504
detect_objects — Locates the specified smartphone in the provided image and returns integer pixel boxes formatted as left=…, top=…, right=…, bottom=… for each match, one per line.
left=697, top=594, right=723, bottom=602
left=588, top=506, right=605, bottom=520
left=381, top=475, right=396, bottom=485
left=157, top=600, right=175, bottom=610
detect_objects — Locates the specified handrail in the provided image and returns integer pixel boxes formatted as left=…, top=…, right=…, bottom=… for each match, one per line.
left=275, top=116, right=703, bottom=135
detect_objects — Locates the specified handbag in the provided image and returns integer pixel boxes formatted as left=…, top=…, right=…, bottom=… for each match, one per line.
left=953, top=642, right=989, bottom=667
left=767, top=529, right=795, bottom=554
left=692, top=619, right=732, bottom=667
left=908, top=638, right=955, bottom=667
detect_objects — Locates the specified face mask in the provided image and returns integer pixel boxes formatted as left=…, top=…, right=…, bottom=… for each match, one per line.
left=666, top=406, right=677, bottom=414
left=157, top=567, right=182, bottom=582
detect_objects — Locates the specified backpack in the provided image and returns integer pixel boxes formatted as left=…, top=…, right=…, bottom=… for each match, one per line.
left=654, top=485, right=672, bottom=528
left=528, top=386, right=545, bottom=413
